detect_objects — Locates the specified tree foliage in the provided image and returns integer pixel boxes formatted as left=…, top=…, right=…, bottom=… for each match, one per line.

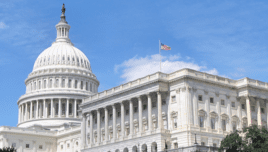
left=219, top=125, right=268, bottom=152
left=0, top=147, right=16, bottom=152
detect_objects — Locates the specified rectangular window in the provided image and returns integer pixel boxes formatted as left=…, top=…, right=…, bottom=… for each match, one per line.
left=117, top=112, right=121, bottom=117
left=251, top=106, right=255, bottom=112
left=174, top=119, right=177, bottom=128
left=39, top=145, right=43, bottom=149
left=222, top=120, right=226, bottom=131
left=210, top=97, right=214, bottom=103
left=134, top=107, right=138, bottom=113
left=126, top=109, right=129, bottom=115
left=162, top=100, right=166, bottom=105
left=242, top=104, right=245, bottom=109
left=221, top=100, right=225, bottom=105
left=102, top=116, right=104, bottom=122
left=232, top=102, right=235, bottom=108
left=143, top=105, right=147, bottom=110
left=213, top=143, right=217, bottom=147
left=26, top=144, right=30, bottom=148
left=152, top=101, right=156, bottom=108
left=201, top=142, right=205, bottom=146
left=61, top=145, right=63, bottom=149
left=199, top=116, right=204, bottom=128
left=172, top=96, right=176, bottom=102
left=261, top=108, right=265, bottom=114
left=94, top=118, right=97, bottom=124
left=198, top=95, right=202, bottom=101
left=211, top=118, right=215, bottom=129
left=110, top=114, right=113, bottom=120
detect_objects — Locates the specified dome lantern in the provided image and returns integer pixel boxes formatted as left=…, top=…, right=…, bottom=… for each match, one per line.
left=55, top=3, right=72, bottom=44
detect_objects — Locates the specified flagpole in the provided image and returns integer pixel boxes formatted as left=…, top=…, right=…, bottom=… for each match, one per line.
left=159, top=40, right=161, bottom=72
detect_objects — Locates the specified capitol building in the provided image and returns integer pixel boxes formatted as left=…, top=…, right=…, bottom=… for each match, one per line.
left=1, top=5, right=268, bottom=152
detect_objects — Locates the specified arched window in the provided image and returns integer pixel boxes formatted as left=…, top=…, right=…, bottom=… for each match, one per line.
left=81, top=59, right=83, bottom=63
left=81, top=81, right=83, bottom=89
left=69, top=103, right=72, bottom=115
left=56, top=79, right=59, bottom=88
left=68, top=79, right=72, bottom=88
left=75, top=80, right=78, bottom=88
left=49, top=79, right=52, bottom=88
left=62, top=56, right=65, bottom=61
left=68, top=56, right=70, bottom=61
left=62, top=79, right=65, bottom=88
left=44, top=80, right=46, bottom=89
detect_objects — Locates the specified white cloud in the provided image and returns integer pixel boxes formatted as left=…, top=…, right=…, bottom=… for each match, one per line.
left=0, top=22, right=7, bottom=29
left=115, top=54, right=219, bottom=82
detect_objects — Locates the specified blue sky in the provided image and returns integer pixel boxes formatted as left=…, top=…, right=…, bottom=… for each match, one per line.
left=1, top=0, right=268, bottom=126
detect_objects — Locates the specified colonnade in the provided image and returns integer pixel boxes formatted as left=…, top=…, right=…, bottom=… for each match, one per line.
left=81, top=92, right=164, bottom=148
left=26, top=77, right=98, bottom=93
left=18, top=98, right=81, bottom=123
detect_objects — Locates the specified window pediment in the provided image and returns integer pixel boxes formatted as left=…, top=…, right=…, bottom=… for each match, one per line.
left=198, top=109, right=206, bottom=117
left=209, top=111, right=218, bottom=118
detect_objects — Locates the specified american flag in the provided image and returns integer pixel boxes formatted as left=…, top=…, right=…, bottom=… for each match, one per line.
left=161, top=43, right=171, bottom=50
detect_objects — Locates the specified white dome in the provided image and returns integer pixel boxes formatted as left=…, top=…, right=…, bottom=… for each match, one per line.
left=33, top=42, right=92, bottom=72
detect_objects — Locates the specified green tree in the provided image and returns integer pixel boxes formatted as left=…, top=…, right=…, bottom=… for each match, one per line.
left=0, top=147, right=16, bottom=152
left=219, top=125, right=268, bottom=152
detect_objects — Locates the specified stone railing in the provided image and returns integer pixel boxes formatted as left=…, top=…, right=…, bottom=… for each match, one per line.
left=0, top=126, right=56, bottom=136
left=84, top=68, right=268, bottom=103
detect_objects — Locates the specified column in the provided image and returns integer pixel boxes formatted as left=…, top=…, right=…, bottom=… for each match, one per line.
left=51, top=99, right=54, bottom=118
left=266, top=101, right=268, bottom=129
left=97, top=109, right=100, bottom=144
left=227, top=95, right=232, bottom=131
left=18, top=105, right=21, bottom=123
left=205, top=92, right=210, bottom=128
left=74, top=99, right=77, bottom=118
left=138, top=96, right=142, bottom=134
left=217, top=97, right=221, bottom=131
left=187, top=87, right=193, bottom=125
left=237, top=99, right=242, bottom=130
left=257, top=99, right=261, bottom=126
left=22, top=104, right=25, bottom=121
left=43, top=99, right=46, bottom=118
left=30, top=101, right=33, bottom=119
left=90, top=112, right=93, bottom=145
left=36, top=100, right=39, bottom=119
left=121, top=102, right=125, bottom=137
left=129, top=100, right=134, bottom=135
left=59, top=99, right=62, bottom=118
left=25, top=103, right=28, bottom=121
left=86, top=114, right=90, bottom=146
left=81, top=113, right=86, bottom=148
left=193, top=88, right=198, bottom=126
left=157, top=92, right=162, bottom=130
left=66, top=99, right=69, bottom=117
left=112, top=104, right=116, bottom=141
left=147, top=94, right=152, bottom=131
left=105, top=107, right=109, bottom=141
left=246, top=96, right=252, bottom=126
